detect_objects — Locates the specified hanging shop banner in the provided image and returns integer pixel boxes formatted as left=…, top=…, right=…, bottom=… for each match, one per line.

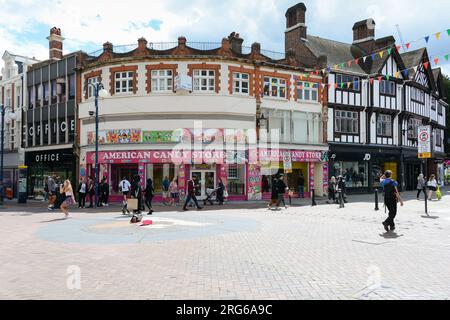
left=418, top=126, right=431, bottom=159
left=283, top=151, right=292, bottom=173
left=247, top=165, right=262, bottom=201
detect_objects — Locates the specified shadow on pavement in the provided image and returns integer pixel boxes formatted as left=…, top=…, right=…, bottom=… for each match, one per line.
left=421, top=215, right=440, bottom=219
left=379, top=232, right=404, bottom=239
left=40, top=217, right=69, bottom=223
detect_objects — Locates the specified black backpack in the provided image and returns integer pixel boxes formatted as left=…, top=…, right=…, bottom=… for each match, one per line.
left=384, top=181, right=397, bottom=203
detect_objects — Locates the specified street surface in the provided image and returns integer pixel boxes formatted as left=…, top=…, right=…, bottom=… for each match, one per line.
left=0, top=190, right=449, bottom=300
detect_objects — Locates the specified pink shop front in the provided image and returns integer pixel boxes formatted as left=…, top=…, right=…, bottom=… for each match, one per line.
left=83, top=149, right=329, bottom=203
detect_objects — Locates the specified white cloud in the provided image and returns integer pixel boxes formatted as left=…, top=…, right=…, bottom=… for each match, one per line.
left=0, top=0, right=449, bottom=76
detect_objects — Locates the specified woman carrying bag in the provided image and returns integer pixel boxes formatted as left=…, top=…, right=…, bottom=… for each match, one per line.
left=427, top=174, right=438, bottom=201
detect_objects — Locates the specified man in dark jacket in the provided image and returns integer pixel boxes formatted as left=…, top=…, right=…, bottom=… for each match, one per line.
left=276, top=175, right=288, bottom=209
left=182, top=178, right=202, bottom=211
left=100, top=178, right=109, bottom=207
left=144, top=178, right=154, bottom=215
left=131, top=175, right=143, bottom=214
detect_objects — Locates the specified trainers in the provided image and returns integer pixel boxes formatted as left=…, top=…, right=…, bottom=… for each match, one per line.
left=382, top=222, right=389, bottom=232
left=182, top=208, right=188, bottom=211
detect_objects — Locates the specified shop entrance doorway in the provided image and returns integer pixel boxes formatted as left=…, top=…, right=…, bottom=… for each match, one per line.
left=191, top=170, right=216, bottom=200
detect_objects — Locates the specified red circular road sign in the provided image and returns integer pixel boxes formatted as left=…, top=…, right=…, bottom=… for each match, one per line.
left=419, top=131, right=429, bottom=142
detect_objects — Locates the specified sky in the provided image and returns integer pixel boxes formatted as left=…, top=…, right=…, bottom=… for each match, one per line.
left=1, top=0, right=449, bottom=75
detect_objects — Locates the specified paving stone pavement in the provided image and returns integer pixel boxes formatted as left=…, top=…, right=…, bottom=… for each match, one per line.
left=0, top=189, right=449, bottom=300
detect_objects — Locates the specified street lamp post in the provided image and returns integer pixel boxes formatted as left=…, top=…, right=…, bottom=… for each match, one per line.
left=85, top=83, right=108, bottom=208
left=0, top=104, right=17, bottom=205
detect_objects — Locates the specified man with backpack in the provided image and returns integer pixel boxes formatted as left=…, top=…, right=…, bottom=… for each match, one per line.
left=380, top=170, right=404, bottom=232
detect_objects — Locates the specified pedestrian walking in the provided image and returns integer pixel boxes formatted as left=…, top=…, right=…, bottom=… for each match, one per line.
left=144, top=178, right=154, bottom=215
left=162, top=176, right=170, bottom=205
left=327, top=176, right=337, bottom=204
left=47, top=175, right=57, bottom=211
left=43, top=177, right=49, bottom=202
left=298, top=173, right=305, bottom=199
left=100, top=178, right=110, bottom=207
left=267, top=177, right=279, bottom=209
left=60, top=180, right=76, bottom=218
left=216, top=178, right=225, bottom=205
left=87, top=177, right=95, bottom=208
left=131, top=175, right=143, bottom=214
left=119, top=176, right=131, bottom=214
left=182, top=178, right=203, bottom=211
left=427, top=174, right=438, bottom=201
left=78, top=178, right=87, bottom=208
left=380, top=170, right=404, bottom=232
left=276, top=174, right=288, bottom=209
left=336, top=175, right=348, bottom=204
left=416, top=173, right=427, bottom=200
left=168, top=178, right=179, bottom=206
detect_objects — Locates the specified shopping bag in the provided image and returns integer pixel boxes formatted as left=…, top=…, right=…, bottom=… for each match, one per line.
left=127, top=198, right=138, bottom=211
left=436, top=187, right=442, bottom=200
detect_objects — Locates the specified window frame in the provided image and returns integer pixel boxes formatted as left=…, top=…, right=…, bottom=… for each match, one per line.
left=380, top=80, right=396, bottom=97
left=296, top=81, right=319, bottom=102
left=334, top=110, right=359, bottom=135
left=376, top=114, right=393, bottom=137
left=151, top=69, right=174, bottom=93
left=87, top=76, right=100, bottom=99
left=192, top=69, right=216, bottom=92
left=411, top=87, right=425, bottom=104
left=232, top=72, right=250, bottom=95
left=114, top=71, right=135, bottom=94
left=263, top=76, right=287, bottom=99
left=407, top=118, right=422, bottom=140
left=335, top=74, right=361, bottom=92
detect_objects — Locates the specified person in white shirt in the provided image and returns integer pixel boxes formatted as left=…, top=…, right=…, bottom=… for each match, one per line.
left=119, top=177, right=131, bottom=214
left=78, top=178, right=87, bottom=208
left=427, top=174, right=438, bottom=201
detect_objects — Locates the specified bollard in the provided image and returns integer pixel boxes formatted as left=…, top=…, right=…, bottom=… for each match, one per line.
left=311, top=189, right=317, bottom=207
left=374, top=188, right=379, bottom=211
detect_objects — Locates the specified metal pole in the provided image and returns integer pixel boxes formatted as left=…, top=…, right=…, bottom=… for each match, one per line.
left=95, top=85, right=99, bottom=208
left=425, top=190, right=428, bottom=215
left=0, top=106, right=5, bottom=205
left=374, top=188, right=379, bottom=211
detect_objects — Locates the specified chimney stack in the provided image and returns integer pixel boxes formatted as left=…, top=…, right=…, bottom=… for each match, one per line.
left=352, top=19, right=376, bottom=44
left=285, top=2, right=307, bottom=45
left=47, top=27, right=64, bottom=60
left=228, top=32, right=244, bottom=54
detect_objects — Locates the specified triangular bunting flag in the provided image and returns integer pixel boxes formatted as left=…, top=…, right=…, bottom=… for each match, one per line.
left=424, top=62, right=429, bottom=70
left=321, top=83, right=326, bottom=89
left=386, top=74, right=390, bottom=81
left=402, top=69, right=409, bottom=78
left=334, top=65, right=338, bottom=70
left=370, top=78, right=374, bottom=85
left=379, top=51, right=384, bottom=59
left=378, top=76, right=382, bottom=83
left=387, top=48, right=392, bottom=55
left=447, top=29, right=450, bottom=36
left=413, top=66, right=418, bottom=73
left=348, top=60, right=352, bottom=67
left=334, top=83, right=338, bottom=89
left=340, top=83, right=344, bottom=89
left=434, top=58, right=439, bottom=65
left=340, top=63, right=345, bottom=69
left=372, top=54, right=376, bottom=61
left=445, top=54, right=449, bottom=61
left=327, top=67, right=331, bottom=72
left=347, top=82, right=351, bottom=89
left=328, top=83, right=332, bottom=89
left=406, top=43, right=411, bottom=50
left=396, top=45, right=402, bottom=52
left=395, top=71, right=399, bottom=79
left=425, top=36, right=430, bottom=43
left=355, top=58, right=359, bottom=65
left=436, top=32, right=441, bottom=40
left=363, top=56, right=367, bottom=63
left=315, top=70, right=320, bottom=75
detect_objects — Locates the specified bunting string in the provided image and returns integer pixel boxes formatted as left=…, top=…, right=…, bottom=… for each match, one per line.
left=291, top=50, right=450, bottom=93
left=306, top=27, right=450, bottom=75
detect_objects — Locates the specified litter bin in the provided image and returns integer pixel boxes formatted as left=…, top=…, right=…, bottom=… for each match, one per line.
left=6, top=188, right=13, bottom=200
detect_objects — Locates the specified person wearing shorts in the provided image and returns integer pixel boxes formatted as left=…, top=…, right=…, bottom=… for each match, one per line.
left=119, top=177, right=131, bottom=214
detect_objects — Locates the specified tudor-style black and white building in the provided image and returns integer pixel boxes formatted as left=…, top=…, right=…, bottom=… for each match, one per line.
left=284, top=2, right=447, bottom=193
left=400, top=48, right=447, bottom=189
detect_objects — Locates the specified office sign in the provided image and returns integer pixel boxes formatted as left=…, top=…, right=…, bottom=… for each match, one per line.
left=418, top=126, right=431, bottom=159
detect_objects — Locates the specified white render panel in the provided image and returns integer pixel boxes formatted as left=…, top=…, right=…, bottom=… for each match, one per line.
left=328, top=74, right=335, bottom=103
left=328, top=108, right=334, bottom=143
left=370, top=113, right=377, bottom=144
left=360, top=111, right=366, bottom=144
